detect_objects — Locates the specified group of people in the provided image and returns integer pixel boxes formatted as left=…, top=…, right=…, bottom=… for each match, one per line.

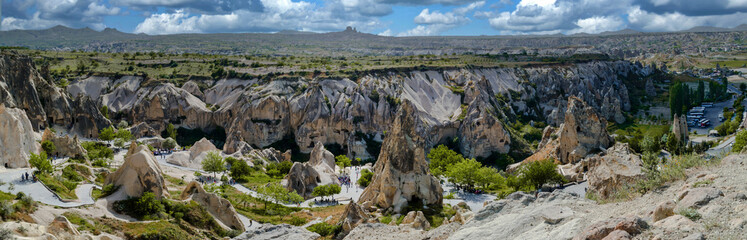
left=338, top=175, right=352, bottom=188
left=21, top=172, right=36, bottom=183
left=197, top=175, right=219, bottom=184
left=153, top=149, right=173, bottom=159
left=455, top=185, right=483, bottom=194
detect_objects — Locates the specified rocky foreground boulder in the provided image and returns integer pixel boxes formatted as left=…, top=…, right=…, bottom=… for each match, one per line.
left=358, top=101, right=442, bottom=213
left=526, top=96, right=612, bottom=164
left=0, top=105, right=39, bottom=168
left=449, top=191, right=597, bottom=240
left=339, top=202, right=374, bottom=235
left=106, top=141, right=168, bottom=199
left=283, top=142, right=340, bottom=199
left=233, top=223, right=320, bottom=240
left=582, top=142, right=644, bottom=199
left=181, top=181, right=245, bottom=231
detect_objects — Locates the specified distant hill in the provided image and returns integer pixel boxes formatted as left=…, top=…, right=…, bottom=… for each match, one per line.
left=0, top=25, right=744, bottom=57
left=680, top=25, right=747, bottom=33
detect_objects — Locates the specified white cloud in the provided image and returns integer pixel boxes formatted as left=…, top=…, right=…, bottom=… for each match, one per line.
left=414, top=9, right=467, bottom=25
left=485, top=0, right=633, bottom=34
left=627, top=6, right=747, bottom=31
left=1, top=0, right=121, bottom=31
left=134, top=0, right=387, bottom=34
left=568, top=15, right=624, bottom=34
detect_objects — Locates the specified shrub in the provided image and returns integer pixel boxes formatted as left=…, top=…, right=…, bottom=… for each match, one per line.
left=357, top=169, right=374, bottom=187
left=82, top=141, right=114, bottom=160
left=380, top=215, right=393, bottom=224
left=678, top=208, right=701, bottom=221
left=41, top=140, right=56, bottom=155
left=306, top=222, right=341, bottom=237
left=444, top=192, right=455, bottom=199
left=100, top=184, right=119, bottom=198
left=733, top=130, right=747, bottom=152
left=29, top=151, right=53, bottom=174
left=229, top=158, right=251, bottom=179
left=62, top=165, right=84, bottom=182
left=0, top=200, right=14, bottom=220
left=162, top=137, right=177, bottom=150
left=518, top=158, right=565, bottom=190
left=115, top=192, right=165, bottom=220
left=289, top=216, right=306, bottom=226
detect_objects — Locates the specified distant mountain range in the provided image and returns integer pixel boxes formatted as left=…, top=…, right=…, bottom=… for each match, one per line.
left=0, top=25, right=744, bottom=57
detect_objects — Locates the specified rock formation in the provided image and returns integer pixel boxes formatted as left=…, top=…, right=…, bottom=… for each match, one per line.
left=358, top=101, right=443, bottom=212
left=449, top=191, right=596, bottom=240
left=70, top=95, right=112, bottom=139
left=105, top=141, right=169, bottom=199
left=181, top=81, right=204, bottom=99
left=672, top=114, right=688, bottom=142
left=0, top=105, right=39, bottom=168
left=583, top=143, right=644, bottom=198
left=283, top=142, right=340, bottom=198
left=339, top=202, right=373, bottom=235
left=233, top=223, right=320, bottom=240
left=401, top=211, right=431, bottom=230
left=129, top=122, right=159, bottom=138
left=41, top=128, right=87, bottom=159
left=457, top=77, right=511, bottom=159
left=181, top=181, right=245, bottom=231
left=166, top=137, right=218, bottom=169
left=526, top=96, right=612, bottom=164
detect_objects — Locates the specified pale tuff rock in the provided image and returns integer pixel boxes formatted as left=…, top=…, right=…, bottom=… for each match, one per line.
left=574, top=216, right=648, bottom=240
left=181, top=81, right=204, bottom=100
left=449, top=191, right=595, bottom=240
left=652, top=200, right=676, bottom=222
left=0, top=52, right=72, bottom=130
left=458, top=77, right=511, bottom=159
left=583, top=143, right=644, bottom=199
left=47, top=216, right=81, bottom=238
left=343, top=223, right=426, bottom=240
left=128, top=122, right=158, bottom=139
left=105, top=141, right=168, bottom=199
left=0, top=105, right=39, bottom=168
left=450, top=202, right=474, bottom=224
left=181, top=181, right=245, bottom=231
left=42, top=128, right=87, bottom=159
left=672, top=114, right=688, bottom=142
left=401, top=211, right=431, bottom=230
left=70, top=95, right=112, bottom=139
left=527, top=96, right=612, bottom=164
left=283, top=142, right=340, bottom=198
left=66, top=76, right=111, bottom=100
left=677, top=187, right=723, bottom=209
left=166, top=137, right=218, bottom=169
left=645, top=79, right=656, bottom=96
left=358, top=101, right=442, bottom=213
left=233, top=223, right=320, bottom=240
left=339, top=202, right=373, bottom=235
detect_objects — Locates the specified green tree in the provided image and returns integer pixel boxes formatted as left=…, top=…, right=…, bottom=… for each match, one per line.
left=357, top=169, right=374, bottom=187
left=475, top=166, right=503, bottom=189
left=335, top=155, right=351, bottom=169
left=256, top=183, right=297, bottom=210
left=99, top=126, right=115, bottom=142
left=640, top=136, right=661, bottom=154
left=666, top=133, right=681, bottom=155
left=202, top=151, right=226, bottom=178
left=518, top=159, right=565, bottom=190
left=446, top=158, right=482, bottom=188
left=116, top=128, right=132, bottom=142
left=696, top=81, right=705, bottom=104
left=165, top=123, right=177, bottom=139
left=733, top=130, right=747, bottom=152
left=162, top=137, right=177, bottom=150
left=133, top=192, right=164, bottom=218
left=669, top=82, right=689, bottom=117
left=427, top=145, right=464, bottom=177
left=229, top=158, right=251, bottom=179
left=312, top=185, right=328, bottom=200
left=100, top=106, right=109, bottom=119
left=41, top=140, right=56, bottom=156
left=29, top=151, right=53, bottom=174
left=117, top=120, right=129, bottom=129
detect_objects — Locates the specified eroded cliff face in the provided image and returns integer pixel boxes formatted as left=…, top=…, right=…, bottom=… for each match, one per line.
left=51, top=60, right=650, bottom=162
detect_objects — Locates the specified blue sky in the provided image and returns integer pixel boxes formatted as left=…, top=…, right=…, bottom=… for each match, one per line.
left=1, top=0, right=746, bottom=36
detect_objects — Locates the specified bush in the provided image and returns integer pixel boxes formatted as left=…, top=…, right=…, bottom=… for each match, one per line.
left=678, top=208, right=701, bottom=221
left=357, top=169, right=374, bottom=187
left=229, top=158, right=251, bottom=179
left=100, top=184, right=119, bottom=198
left=162, top=137, right=177, bottom=150
left=306, top=222, right=341, bottom=237
left=733, top=130, right=747, bottom=152
left=518, top=158, right=565, bottom=190
left=62, top=165, right=84, bottom=182
left=0, top=200, right=14, bottom=220
left=41, top=140, right=56, bottom=155
left=82, top=141, right=114, bottom=160
left=29, top=151, right=52, bottom=174
left=114, top=192, right=164, bottom=220
left=380, top=215, right=393, bottom=224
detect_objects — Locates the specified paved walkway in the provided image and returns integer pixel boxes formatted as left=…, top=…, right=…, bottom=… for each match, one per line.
left=0, top=168, right=97, bottom=207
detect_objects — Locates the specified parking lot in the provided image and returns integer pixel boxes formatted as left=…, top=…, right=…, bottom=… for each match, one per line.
left=689, top=95, right=745, bottom=135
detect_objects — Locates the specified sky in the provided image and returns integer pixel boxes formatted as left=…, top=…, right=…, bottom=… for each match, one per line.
left=1, top=0, right=746, bottom=36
